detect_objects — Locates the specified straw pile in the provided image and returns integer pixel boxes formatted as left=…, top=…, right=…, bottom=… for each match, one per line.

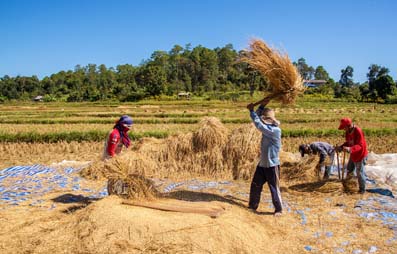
left=281, top=155, right=318, bottom=184
left=240, top=39, right=305, bottom=104
left=157, top=117, right=230, bottom=176
left=165, top=133, right=193, bottom=161
left=82, top=119, right=332, bottom=182
left=342, top=176, right=359, bottom=194
left=224, top=124, right=260, bottom=180
left=80, top=152, right=157, bottom=180
left=107, top=174, right=159, bottom=200
left=192, top=117, right=229, bottom=152
left=289, top=180, right=344, bottom=194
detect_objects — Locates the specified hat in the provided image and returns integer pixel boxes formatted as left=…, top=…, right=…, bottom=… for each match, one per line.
left=298, top=144, right=306, bottom=157
left=338, top=117, right=352, bottom=130
left=261, top=108, right=280, bottom=126
left=119, top=115, right=133, bottom=128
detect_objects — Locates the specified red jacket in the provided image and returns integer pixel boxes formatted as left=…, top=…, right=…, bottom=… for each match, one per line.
left=103, top=129, right=123, bottom=159
left=342, top=125, right=368, bottom=162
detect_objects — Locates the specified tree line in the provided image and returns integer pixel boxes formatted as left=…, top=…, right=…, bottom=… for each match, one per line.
left=1, top=44, right=396, bottom=103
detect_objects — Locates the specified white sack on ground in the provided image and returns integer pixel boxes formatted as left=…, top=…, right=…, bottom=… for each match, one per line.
left=365, top=152, right=397, bottom=188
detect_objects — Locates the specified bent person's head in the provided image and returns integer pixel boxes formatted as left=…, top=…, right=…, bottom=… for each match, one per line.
left=118, top=115, right=133, bottom=130
left=298, top=144, right=309, bottom=157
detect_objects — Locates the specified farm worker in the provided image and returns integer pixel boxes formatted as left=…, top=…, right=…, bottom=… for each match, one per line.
left=299, top=142, right=335, bottom=180
left=102, top=115, right=133, bottom=160
left=336, top=117, right=368, bottom=194
left=246, top=95, right=283, bottom=216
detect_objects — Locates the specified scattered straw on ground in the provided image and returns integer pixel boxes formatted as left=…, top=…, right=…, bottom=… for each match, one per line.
left=1, top=188, right=395, bottom=254
left=281, top=155, right=319, bottom=184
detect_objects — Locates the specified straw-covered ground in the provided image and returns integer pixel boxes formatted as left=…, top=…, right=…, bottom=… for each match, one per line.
left=1, top=118, right=396, bottom=253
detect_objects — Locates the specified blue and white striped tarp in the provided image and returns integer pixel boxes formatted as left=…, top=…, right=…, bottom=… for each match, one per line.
left=0, top=164, right=107, bottom=207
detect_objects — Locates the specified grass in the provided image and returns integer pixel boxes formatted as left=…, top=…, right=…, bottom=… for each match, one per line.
left=0, top=94, right=396, bottom=151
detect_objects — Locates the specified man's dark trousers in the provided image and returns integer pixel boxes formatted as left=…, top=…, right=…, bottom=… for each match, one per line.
left=248, top=165, right=282, bottom=213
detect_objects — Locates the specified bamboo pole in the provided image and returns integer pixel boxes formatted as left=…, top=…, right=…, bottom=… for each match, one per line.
left=341, top=151, right=346, bottom=180
left=336, top=151, right=341, bottom=180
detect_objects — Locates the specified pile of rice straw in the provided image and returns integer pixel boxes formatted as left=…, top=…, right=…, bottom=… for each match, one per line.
left=342, top=177, right=359, bottom=194
left=223, top=124, right=260, bottom=180
left=288, top=180, right=344, bottom=194
left=80, top=152, right=156, bottom=180
left=80, top=117, right=332, bottom=186
left=281, top=155, right=318, bottom=183
left=192, top=117, right=229, bottom=152
left=240, top=38, right=305, bottom=104
left=107, top=174, right=159, bottom=200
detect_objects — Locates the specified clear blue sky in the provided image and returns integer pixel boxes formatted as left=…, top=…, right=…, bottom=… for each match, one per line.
left=1, top=0, right=396, bottom=83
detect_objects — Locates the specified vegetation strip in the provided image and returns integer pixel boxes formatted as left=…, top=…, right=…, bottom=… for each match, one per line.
left=0, top=131, right=169, bottom=143
left=0, top=128, right=395, bottom=143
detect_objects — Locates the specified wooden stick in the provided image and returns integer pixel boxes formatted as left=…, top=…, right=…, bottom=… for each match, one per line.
left=336, top=151, right=341, bottom=180
left=341, top=151, right=346, bottom=180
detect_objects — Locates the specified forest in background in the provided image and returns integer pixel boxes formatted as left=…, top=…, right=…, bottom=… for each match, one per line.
left=1, top=44, right=396, bottom=103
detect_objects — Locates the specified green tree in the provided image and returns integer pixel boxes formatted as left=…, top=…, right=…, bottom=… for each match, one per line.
left=294, top=58, right=315, bottom=80
left=136, top=65, right=167, bottom=97
left=372, top=75, right=396, bottom=100
left=367, top=64, right=390, bottom=101
left=339, top=66, right=354, bottom=87
left=168, top=44, right=184, bottom=93
left=314, top=66, right=330, bottom=80
left=359, top=82, right=370, bottom=101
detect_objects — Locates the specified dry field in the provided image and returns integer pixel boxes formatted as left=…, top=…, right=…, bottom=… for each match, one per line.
left=1, top=98, right=397, bottom=254
left=0, top=98, right=396, bottom=169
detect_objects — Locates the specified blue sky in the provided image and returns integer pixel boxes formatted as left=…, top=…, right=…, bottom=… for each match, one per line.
left=1, top=0, right=396, bottom=83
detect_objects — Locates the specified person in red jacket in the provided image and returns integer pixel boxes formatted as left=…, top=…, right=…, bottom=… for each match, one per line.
left=103, top=115, right=133, bottom=160
left=337, top=117, right=368, bottom=193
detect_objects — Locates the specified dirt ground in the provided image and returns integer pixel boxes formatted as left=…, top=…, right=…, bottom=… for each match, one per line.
left=1, top=169, right=396, bottom=254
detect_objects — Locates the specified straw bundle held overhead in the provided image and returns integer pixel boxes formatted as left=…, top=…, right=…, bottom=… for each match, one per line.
left=240, top=39, right=305, bottom=104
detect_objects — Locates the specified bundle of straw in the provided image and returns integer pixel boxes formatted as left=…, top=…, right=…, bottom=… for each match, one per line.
left=240, top=39, right=305, bottom=104
left=223, top=124, right=260, bottom=180
left=80, top=152, right=157, bottom=180
left=342, top=177, right=359, bottom=194
left=281, top=156, right=318, bottom=183
left=192, top=117, right=229, bottom=152
left=107, top=174, right=159, bottom=200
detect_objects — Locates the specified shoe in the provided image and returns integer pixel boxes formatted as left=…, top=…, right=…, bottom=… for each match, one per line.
left=358, top=189, right=365, bottom=194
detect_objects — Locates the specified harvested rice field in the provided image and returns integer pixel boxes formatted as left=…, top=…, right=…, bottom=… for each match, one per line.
left=1, top=97, right=397, bottom=254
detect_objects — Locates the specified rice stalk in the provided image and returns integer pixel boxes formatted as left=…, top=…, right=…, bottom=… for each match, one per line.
left=240, top=38, right=305, bottom=104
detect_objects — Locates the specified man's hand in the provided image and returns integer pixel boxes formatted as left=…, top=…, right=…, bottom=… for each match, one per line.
left=342, top=146, right=351, bottom=153
left=335, top=145, right=343, bottom=152
left=246, top=103, right=255, bottom=111
left=260, top=97, right=271, bottom=106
